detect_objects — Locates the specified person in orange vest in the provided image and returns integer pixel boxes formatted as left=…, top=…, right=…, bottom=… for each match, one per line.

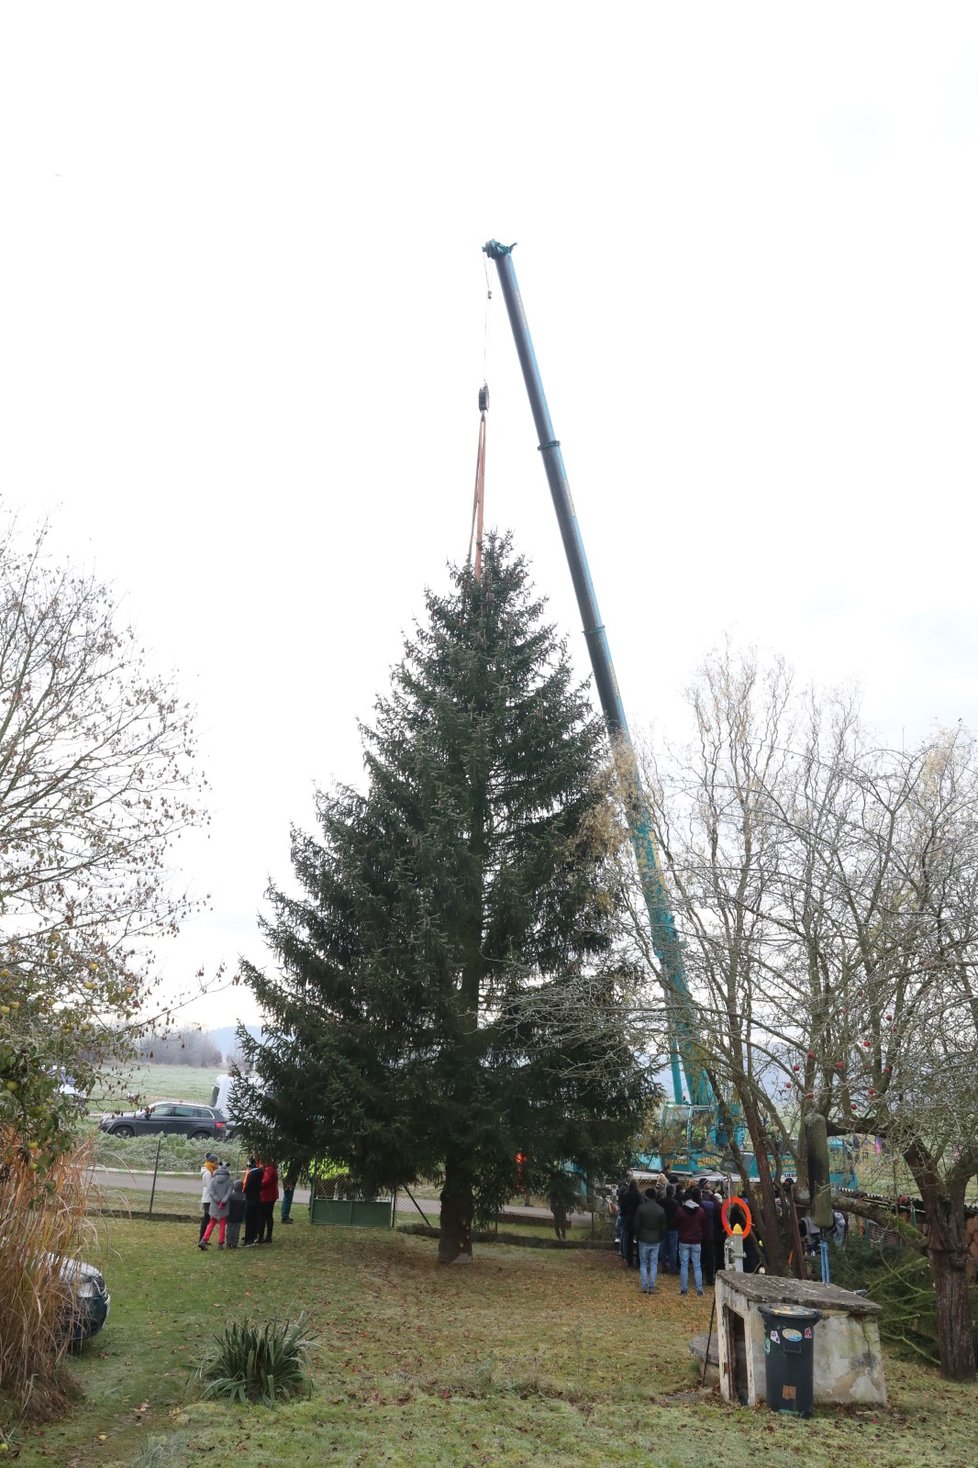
left=515, top=1152, right=528, bottom=1201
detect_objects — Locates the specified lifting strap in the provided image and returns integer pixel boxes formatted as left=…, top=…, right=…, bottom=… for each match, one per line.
left=468, top=382, right=489, bottom=580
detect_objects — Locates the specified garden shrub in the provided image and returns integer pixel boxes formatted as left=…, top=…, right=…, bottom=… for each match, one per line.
left=0, top=1133, right=92, bottom=1418
left=194, top=1316, right=314, bottom=1405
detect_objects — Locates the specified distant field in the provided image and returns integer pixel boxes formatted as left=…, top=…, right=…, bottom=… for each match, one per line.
left=90, top=1062, right=221, bottom=1112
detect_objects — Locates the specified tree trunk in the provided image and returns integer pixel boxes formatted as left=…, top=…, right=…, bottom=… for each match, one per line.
left=438, top=1161, right=474, bottom=1265
left=902, top=1141, right=976, bottom=1382
left=738, top=1089, right=790, bottom=1277
left=923, top=1191, right=976, bottom=1381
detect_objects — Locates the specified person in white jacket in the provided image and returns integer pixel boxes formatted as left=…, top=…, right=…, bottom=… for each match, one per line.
left=198, top=1152, right=218, bottom=1240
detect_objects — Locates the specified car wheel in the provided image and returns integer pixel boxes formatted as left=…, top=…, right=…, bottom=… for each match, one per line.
left=112, top=1125, right=135, bottom=1139
left=190, top=1130, right=210, bottom=1140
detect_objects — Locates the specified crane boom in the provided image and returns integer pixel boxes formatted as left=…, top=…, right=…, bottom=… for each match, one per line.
left=484, top=239, right=712, bottom=1109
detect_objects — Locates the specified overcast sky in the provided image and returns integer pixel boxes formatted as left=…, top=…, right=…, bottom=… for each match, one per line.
left=3, top=4, right=977, bottom=1032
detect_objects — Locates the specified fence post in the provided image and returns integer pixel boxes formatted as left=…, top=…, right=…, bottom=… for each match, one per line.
left=148, top=1136, right=162, bottom=1217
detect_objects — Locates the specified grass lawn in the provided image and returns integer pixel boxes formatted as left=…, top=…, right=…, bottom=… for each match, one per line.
left=89, top=1065, right=220, bottom=1114
left=17, top=1220, right=977, bottom=1468
left=95, top=1184, right=203, bottom=1216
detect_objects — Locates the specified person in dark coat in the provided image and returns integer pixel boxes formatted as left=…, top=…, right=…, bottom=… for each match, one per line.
left=634, top=1188, right=667, bottom=1293
left=226, top=1178, right=246, bottom=1249
left=711, top=1187, right=726, bottom=1272
left=727, top=1195, right=763, bottom=1273
left=619, top=1180, right=642, bottom=1268
left=699, top=1188, right=717, bottom=1284
left=243, top=1156, right=263, bottom=1247
left=547, top=1170, right=579, bottom=1241
left=614, top=1179, right=629, bottom=1257
left=660, top=1185, right=679, bottom=1273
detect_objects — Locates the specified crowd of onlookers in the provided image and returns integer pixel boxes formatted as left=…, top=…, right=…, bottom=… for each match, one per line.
left=613, top=1176, right=755, bottom=1295
left=197, top=1154, right=299, bottom=1250
left=610, top=1173, right=849, bottom=1294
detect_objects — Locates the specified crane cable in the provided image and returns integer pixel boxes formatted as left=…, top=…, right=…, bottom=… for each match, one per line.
left=468, top=385, right=489, bottom=580
left=467, top=263, right=493, bottom=581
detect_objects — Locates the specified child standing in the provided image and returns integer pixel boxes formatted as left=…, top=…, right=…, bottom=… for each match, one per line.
left=226, top=1178, right=246, bottom=1249
left=199, top=1162, right=233, bottom=1249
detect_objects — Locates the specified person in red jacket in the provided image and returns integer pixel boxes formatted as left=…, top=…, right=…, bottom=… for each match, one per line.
left=676, top=1188, right=707, bottom=1296
left=259, top=1159, right=280, bottom=1245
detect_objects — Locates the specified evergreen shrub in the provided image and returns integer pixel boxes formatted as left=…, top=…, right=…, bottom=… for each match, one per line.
left=194, top=1315, right=314, bottom=1404
left=830, top=1235, right=978, bottom=1367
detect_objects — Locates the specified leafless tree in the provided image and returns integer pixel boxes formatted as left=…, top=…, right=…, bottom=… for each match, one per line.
left=630, top=646, right=977, bottom=1379
left=0, top=513, right=207, bottom=1154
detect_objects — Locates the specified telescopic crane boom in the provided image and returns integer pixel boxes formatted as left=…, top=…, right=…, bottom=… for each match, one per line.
left=483, top=239, right=712, bottom=1111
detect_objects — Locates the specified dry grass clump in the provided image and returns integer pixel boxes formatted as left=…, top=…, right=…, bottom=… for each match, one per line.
left=0, top=1130, right=92, bottom=1419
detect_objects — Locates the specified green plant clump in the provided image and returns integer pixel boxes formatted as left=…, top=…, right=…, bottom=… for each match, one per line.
left=194, top=1315, right=314, bottom=1405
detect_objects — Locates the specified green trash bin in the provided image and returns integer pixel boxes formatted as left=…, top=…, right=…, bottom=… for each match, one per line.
left=759, top=1304, right=821, bottom=1418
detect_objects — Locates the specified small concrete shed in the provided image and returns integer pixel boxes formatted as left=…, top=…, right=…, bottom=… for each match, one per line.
left=716, top=1272, right=886, bottom=1409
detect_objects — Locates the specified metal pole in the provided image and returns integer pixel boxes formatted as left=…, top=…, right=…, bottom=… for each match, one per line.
left=401, top=1183, right=435, bottom=1230
left=701, top=1293, right=717, bottom=1386
left=483, top=239, right=711, bottom=1109
left=148, top=1136, right=162, bottom=1218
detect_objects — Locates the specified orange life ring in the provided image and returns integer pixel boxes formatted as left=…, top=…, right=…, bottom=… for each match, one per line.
left=720, top=1196, right=753, bottom=1238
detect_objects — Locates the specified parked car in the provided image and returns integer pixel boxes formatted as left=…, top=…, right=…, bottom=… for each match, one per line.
left=98, top=1100, right=227, bottom=1140
left=55, top=1254, right=111, bottom=1345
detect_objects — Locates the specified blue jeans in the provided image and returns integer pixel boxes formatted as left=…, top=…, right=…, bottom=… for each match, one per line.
left=679, top=1242, right=703, bottom=1294
left=663, top=1229, right=679, bottom=1272
left=637, top=1240, right=660, bottom=1291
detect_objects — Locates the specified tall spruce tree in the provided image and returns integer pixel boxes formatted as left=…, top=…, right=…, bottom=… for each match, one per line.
left=237, top=535, right=652, bottom=1261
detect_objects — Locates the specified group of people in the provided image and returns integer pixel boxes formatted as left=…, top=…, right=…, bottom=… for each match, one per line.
left=614, top=1176, right=760, bottom=1296
left=197, top=1154, right=288, bottom=1250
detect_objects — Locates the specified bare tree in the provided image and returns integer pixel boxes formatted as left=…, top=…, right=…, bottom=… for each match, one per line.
left=632, top=647, right=977, bottom=1379
left=0, top=514, right=207, bottom=1156
left=770, top=722, right=978, bottom=1380
left=137, top=1030, right=223, bottom=1068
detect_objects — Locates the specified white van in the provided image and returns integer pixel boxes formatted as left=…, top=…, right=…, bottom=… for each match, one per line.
left=210, top=1071, right=262, bottom=1136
